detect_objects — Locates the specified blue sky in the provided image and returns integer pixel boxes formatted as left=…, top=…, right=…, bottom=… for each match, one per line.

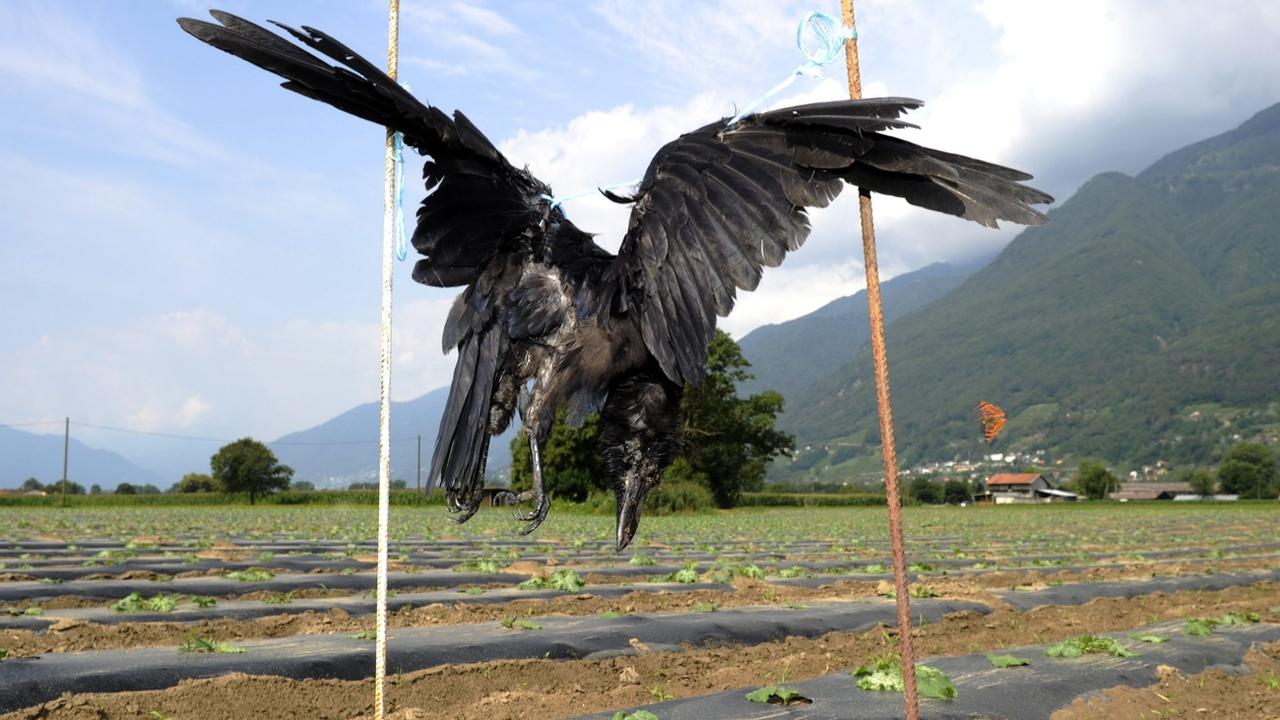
left=2, top=0, right=1280, bottom=479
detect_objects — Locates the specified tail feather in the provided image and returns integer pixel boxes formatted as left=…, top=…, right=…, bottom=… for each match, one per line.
left=427, top=324, right=506, bottom=510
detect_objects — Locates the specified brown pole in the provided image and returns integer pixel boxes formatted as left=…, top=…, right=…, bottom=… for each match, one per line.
left=838, top=1, right=920, bottom=717
left=61, top=417, right=70, bottom=508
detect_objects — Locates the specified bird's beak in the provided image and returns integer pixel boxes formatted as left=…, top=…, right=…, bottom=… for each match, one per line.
left=615, top=479, right=645, bottom=552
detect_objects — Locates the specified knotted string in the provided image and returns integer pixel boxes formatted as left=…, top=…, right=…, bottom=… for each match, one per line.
left=728, top=11, right=856, bottom=125
left=392, top=130, right=408, bottom=261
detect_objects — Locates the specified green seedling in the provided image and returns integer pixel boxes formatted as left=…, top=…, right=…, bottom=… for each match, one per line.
left=663, top=562, right=700, bottom=584
left=112, top=593, right=180, bottom=613
left=517, top=569, right=585, bottom=592
left=456, top=559, right=505, bottom=574
left=147, top=711, right=174, bottom=720
left=786, top=602, right=809, bottom=610
left=692, top=602, right=718, bottom=613
left=648, top=685, right=674, bottom=702
left=0, top=648, right=7, bottom=661
left=610, top=711, right=660, bottom=720
left=987, top=654, right=1031, bottom=668
left=600, top=610, right=626, bottom=619
left=1129, top=633, right=1169, bottom=644
left=261, top=591, right=295, bottom=605
left=1045, top=635, right=1137, bottom=658
left=457, top=586, right=486, bottom=595
left=744, top=685, right=811, bottom=705
left=499, top=615, right=541, bottom=630
left=224, top=568, right=274, bottom=582
left=178, top=636, right=245, bottom=654
left=853, top=655, right=958, bottom=700
left=628, top=553, right=656, bottom=567
left=776, top=566, right=812, bottom=579
left=190, top=595, right=217, bottom=608
left=348, top=630, right=376, bottom=640
left=23, top=607, right=43, bottom=616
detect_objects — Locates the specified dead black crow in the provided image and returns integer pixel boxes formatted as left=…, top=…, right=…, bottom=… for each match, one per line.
left=178, top=11, right=1053, bottom=550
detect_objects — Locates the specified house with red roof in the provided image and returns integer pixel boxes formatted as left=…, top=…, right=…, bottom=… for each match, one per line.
left=981, top=472, right=1077, bottom=504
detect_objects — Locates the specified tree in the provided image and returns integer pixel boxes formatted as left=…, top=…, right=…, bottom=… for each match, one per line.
left=20, top=478, right=42, bottom=492
left=115, top=483, right=137, bottom=495
left=510, top=331, right=793, bottom=508
left=210, top=437, right=294, bottom=504
left=1188, top=470, right=1216, bottom=497
left=910, top=476, right=943, bottom=504
left=1172, top=467, right=1216, bottom=497
left=177, top=472, right=219, bottom=493
left=677, top=331, right=794, bottom=507
left=511, top=412, right=607, bottom=502
left=1218, top=442, right=1277, bottom=499
left=292, top=480, right=316, bottom=492
left=48, top=480, right=85, bottom=495
left=1072, top=460, right=1118, bottom=500
left=89, top=484, right=102, bottom=495
left=943, top=479, right=972, bottom=504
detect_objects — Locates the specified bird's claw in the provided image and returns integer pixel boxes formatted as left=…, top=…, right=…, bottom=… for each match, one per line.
left=493, top=489, right=549, bottom=534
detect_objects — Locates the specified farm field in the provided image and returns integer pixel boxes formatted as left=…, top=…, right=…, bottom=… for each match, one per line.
left=1, top=503, right=1278, bottom=719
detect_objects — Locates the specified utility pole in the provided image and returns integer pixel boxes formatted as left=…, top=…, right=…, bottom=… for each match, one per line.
left=416, top=434, right=422, bottom=497
left=61, top=417, right=69, bottom=507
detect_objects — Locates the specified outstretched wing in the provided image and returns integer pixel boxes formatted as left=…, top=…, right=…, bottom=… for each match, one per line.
left=612, top=98, right=1054, bottom=386
left=178, top=12, right=559, bottom=509
left=177, top=11, right=548, bottom=292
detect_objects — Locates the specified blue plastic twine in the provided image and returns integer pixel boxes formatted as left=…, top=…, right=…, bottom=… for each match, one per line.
left=538, top=11, right=852, bottom=211
left=540, top=178, right=641, bottom=216
left=727, top=11, right=856, bottom=125
left=392, top=130, right=408, bottom=261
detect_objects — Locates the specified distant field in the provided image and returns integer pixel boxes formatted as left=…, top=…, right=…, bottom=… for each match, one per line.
left=2, top=502, right=1278, bottom=719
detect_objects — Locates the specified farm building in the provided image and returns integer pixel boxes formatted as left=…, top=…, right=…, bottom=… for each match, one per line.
left=1109, top=482, right=1193, bottom=501
left=979, top=473, right=1078, bottom=504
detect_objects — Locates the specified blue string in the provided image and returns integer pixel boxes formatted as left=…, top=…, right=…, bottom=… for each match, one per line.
left=539, top=11, right=853, bottom=212
left=392, top=130, right=408, bottom=261
left=540, top=178, right=642, bottom=216
left=727, top=11, right=855, bottom=125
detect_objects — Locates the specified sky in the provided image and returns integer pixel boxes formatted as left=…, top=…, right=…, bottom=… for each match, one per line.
left=2, top=0, right=1280, bottom=471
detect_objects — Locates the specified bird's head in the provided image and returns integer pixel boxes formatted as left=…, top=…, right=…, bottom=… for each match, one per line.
left=614, top=472, right=657, bottom=551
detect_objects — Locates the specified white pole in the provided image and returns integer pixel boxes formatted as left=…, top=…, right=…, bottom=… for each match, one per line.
left=374, top=1, right=400, bottom=717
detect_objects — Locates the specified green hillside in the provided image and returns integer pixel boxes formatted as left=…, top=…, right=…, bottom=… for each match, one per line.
left=778, top=102, right=1280, bottom=477
left=737, top=260, right=980, bottom=402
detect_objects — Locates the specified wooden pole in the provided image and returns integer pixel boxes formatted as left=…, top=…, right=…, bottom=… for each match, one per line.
left=838, top=1, right=920, bottom=717
left=61, top=417, right=69, bottom=508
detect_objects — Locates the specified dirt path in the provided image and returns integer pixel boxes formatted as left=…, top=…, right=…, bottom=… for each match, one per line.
left=5, top=581, right=1278, bottom=720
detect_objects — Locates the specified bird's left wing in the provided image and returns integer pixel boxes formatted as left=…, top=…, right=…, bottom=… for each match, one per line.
left=612, top=98, right=1053, bottom=386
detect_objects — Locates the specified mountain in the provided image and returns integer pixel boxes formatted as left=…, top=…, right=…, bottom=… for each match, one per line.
left=737, top=260, right=984, bottom=402
left=0, top=425, right=164, bottom=490
left=776, top=102, right=1280, bottom=479
left=270, top=387, right=516, bottom=488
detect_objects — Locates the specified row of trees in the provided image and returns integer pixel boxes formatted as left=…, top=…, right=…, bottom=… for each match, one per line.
left=1066, top=442, right=1277, bottom=500
left=510, top=331, right=794, bottom=509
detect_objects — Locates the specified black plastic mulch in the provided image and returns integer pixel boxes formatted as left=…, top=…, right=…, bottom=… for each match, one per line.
left=581, top=620, right=1280, bottom=720
left=0, top=599, right=987, bottom=714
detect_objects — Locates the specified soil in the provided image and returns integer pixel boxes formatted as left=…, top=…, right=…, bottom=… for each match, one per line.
left=4, top=581, right=1278, bottom=720
left=1053, top=641, right=1280, bottom=720
left=3, top=558, right=1275, bottom=656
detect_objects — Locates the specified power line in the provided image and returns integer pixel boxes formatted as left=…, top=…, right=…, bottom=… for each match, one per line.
left=4, top=419, right=423, bottom=448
